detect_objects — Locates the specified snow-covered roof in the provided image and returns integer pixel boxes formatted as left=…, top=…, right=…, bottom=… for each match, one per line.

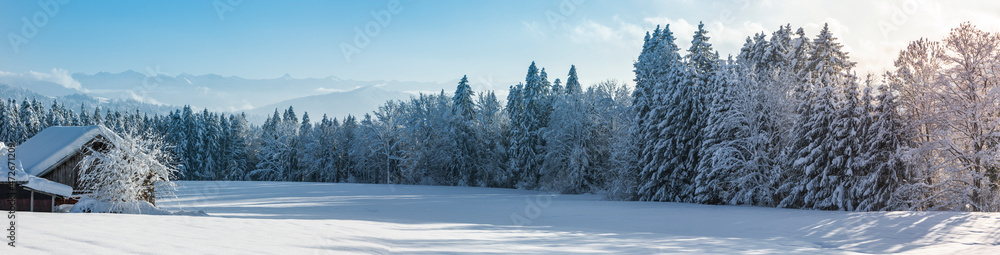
left=2, top=142, right=74, bottom=197
left=23, top=175, right=74, bottom=197
left=0, top=142, right=28, bottom=183
left=16, top=125, right=115, bottom=177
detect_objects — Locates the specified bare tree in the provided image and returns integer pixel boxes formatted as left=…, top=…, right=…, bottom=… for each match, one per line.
left=77, top=126, right=178, bottom=213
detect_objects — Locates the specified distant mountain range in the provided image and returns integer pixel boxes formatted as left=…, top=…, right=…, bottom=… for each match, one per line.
left=0, top=84, right=176, bottom=116
left=0, top=70, right=512, bottom=123
left=69, top=71, right=452, bottom=112
left=249, top=85, right=411, bottom=121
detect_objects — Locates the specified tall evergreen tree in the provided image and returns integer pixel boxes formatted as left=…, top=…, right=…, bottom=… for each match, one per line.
left=509, top=62, right=552, bottom=189
left=226, top=113, right=250, bottom=180
left=551, top=78, right=563, bottom=95
left=565, top=65, right=582, bottom=95
left=636, top=24, right=688, bottom=202
left=453, top=75, right=475, bottom=120
left=824, top=76, right=866, bottom=211
left=630, top=28, right=662, bottom=199
left=671, top=21, right=717, bottom=201
left=781, top=24, right=856, bottom=209
left=855, top=82, right=908, bottom=211
left=452, top=75, right=478, bottom=185
left=694, top=60, right=741, bottom=204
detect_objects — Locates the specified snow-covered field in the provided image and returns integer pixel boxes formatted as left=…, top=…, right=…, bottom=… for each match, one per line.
left=6, top=181, right=1000, bottom=254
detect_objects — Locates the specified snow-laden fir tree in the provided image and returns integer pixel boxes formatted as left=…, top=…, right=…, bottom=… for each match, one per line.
left=783, top=82, right=837, bottom=209
left=541, top=69, right=594, bottom=193
left=252, top=107, right=299, bottom=181
left=509, top=62, right=552, bottom=189
left=453, top=75, right=475, bottom=120
left=824, top=75, right=866, bottom=211
left=293, top=112, right=316, bottom=181
left=765, top=24, right=794, bottom=69
left=310, top=114, right=339, bottom=182
left=694, top=59, right=741, bottom=204
left=224, top=113, right=251, bottom=181
left=629, top=26, right=661, bottom=200
left=551, top=78, right=563, bottom=95
left=636, top=24, right=690, bottom=202
left=452, top=75, right=478, bottom=185
left=781, top=23, right=856, bottom=209
left=855, top=82, right=908, bottom=211
left=336, top=115, right=358, bottom=182
left=19, top=99, right=41, bottom=142
left=670, top=21, right=717, bottom=202
left=565, top=65, right=582, bottom=95
left=77, top=104, right=90, bottom=126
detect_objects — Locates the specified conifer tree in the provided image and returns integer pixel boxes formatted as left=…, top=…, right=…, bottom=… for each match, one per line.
left=566, top=65, right=582, bottom=95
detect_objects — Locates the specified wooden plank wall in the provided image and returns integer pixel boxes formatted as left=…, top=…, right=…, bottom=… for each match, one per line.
left=40, top=152, right=83, bottom=191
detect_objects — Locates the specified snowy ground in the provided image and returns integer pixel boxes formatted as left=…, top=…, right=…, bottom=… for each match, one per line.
left=6, top=181, right=1000, bottom=254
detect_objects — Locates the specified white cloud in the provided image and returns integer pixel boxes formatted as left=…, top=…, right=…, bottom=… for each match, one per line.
left=616, top=16, right=647, bottom=42
left=231, top=100, right=255, bottom=112
left=643, top=17, right=695, bottom=34
left=0, top=68, right=87, bottom=92
left=316, top=87, right=348, bottom=93
left=570, top=20, right=618, bottom=44
left=30, top=68, right=83, bottom=90
left=523, top=21, right=546, bottom=39
left=569, top=16, right=647, bottom=45
left=127, top=90, right=163, bottom=105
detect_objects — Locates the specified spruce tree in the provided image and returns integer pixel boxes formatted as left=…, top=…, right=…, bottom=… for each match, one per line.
left=629, top=28, right=660, bottom=200
left=453, top=75, right=475, bottom=120
left=509, top=62, right=551, bottom=189
left=694, top=60, right=740, bottom=204
left=781, top=24, right=855, bottom=209
left=452, top=75, right=477, bottom=185
left=677, top=21, right=717, bottom=202
left=551, top=78, right=563, bottom=95
left=566, top=65, right=582, bottom=95
left=857, top=83, right=907, bottom=211
left=824, top=76, right=865, bottom=211
left=637, top=24, right=687, bottom=201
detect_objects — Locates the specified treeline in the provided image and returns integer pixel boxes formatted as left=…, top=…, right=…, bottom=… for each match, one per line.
left=0, top=67, right=632, bottom=195
left=625, top=21, right=1000, bottom=212
left=245, top=70, right=632, bottom=193
left=1, top=22, right=997, bottom=212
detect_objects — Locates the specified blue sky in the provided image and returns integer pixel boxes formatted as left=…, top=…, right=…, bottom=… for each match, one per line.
left=2, top=0, right=998, bottom=88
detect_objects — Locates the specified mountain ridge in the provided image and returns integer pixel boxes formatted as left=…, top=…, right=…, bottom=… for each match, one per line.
left=1, top=69, right=512, bottom=124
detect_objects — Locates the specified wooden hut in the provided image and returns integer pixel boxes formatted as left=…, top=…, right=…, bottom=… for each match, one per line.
left=0, top=126, right=136, bottom=212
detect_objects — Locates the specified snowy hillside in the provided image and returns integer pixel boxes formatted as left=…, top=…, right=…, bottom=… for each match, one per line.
left=7, top=181, right=999, bottom=254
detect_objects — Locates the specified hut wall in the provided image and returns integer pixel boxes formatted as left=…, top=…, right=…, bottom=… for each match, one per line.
left=0, top=184, right=55, bottom=212
left=40, top=152, right=84, bottom=191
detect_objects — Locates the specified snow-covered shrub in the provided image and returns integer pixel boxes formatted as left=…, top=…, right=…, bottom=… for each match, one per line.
left=76, top=127, right=178, bottom=214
